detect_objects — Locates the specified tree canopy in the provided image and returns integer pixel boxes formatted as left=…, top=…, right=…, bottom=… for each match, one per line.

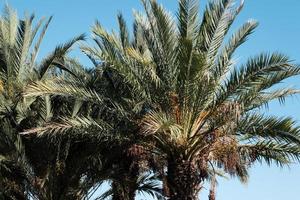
left=1, top=1, right=300, bottom=200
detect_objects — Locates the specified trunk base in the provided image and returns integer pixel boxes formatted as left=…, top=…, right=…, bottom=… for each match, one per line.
left=166, top=158, right=201, bottom=200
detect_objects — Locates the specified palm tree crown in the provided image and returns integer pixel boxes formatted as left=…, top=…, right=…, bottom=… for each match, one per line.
left=81, top=0, right=300, bottom=198
left=0, top=6, right=85, bottom=199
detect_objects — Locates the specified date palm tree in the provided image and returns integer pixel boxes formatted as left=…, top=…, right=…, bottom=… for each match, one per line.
left=23, top=58, right=165, bottom=200
left=19, top=58, right=119, bottom=199
left=80, top=0, right=300, bottom=199
left=0, top=6, right=84, bottom=199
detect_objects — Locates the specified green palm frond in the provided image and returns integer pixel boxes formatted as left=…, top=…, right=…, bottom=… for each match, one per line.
left=80, top=45, right=102, bottom=67
left=197, top=0, right=242, bottom=53
left=239, top=142, right=300, bottom=166
left=17, top=14, right=35, bottom=77
left=24, top=78, right=129, bottom=119
left=30, top=16, right=52, bottom=66
left=24, top=78, right=103, bottom=104
left=117, top=13, right=130, bottom=48
left=230, top=53, right=293, bottom=89
left=204, top=0, right=237, bottom=65
left=213, top=53, right=299, bottom=108
left=142, top=111, right=184, bottom=156
left=38, top=34, right=85, bottom=78
left=0, top=6, right=21, bottom=78
left=177, top=0, right=199, bottom=40
left=91, top=21, right=151, bottom=99
left=20, top=116, right=111, bottom=137
left=212, top=20, right=258, bottom=79
left=141, top=0, right=178, bottom=87
left=238, top=114, right=300, bottom=145
left=142, top=111, right=182, bottom=139
left=245, top=88, right=300, bottom=111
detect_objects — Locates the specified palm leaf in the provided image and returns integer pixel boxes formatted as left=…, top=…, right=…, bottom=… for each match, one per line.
left=38, top=34, right=85, bottom=78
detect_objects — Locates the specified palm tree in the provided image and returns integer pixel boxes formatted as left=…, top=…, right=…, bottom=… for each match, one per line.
left=20, top=59, right=118, bottom=199
left=0, top=6, right=84, bottom=199
left=23, top=57, right=165, bottom=200
left=80, top=0, right=300, bottom=199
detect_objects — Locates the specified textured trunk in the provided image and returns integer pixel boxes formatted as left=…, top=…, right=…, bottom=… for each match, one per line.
left=208, top=190, right=216, bottom=200
left=111, top=153, right=139, bottom=200
left=166, top=158, right=201, bottom=200
left=111, top=179, right=136, bottom=200
left=208, top=176, right=216, bottom=200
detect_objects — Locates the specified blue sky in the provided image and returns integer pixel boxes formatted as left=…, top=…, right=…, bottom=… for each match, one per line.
left=3, top=0, right=300, bottom=199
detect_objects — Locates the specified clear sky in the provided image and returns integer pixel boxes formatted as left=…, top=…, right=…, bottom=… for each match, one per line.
left=2, top=0, right=300, bottom=199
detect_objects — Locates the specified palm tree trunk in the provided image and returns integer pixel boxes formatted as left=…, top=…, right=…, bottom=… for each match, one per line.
left=166, top=158, right=201, bottom=200
left=111, top=153, right=139, bottom=200
left=111, top=178, right=136, bottom=200
left=208, top=176, right=216, bottom=200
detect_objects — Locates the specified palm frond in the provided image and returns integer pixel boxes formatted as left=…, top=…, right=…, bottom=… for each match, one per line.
left=20, top=116, right=111, bottom=137
left=137, top=172, right=164, bottom=200
left=245, top=88, right=300, bottom=111
left=239, top=142, right=300, bottom=166
left=177, top=0, right=199, bottom=40
left=117, top=13, right=130, bottom=48
left=213, top=53, right=298, bottom=108
left=91, top=21, right=151, bottom=99
left=38, top=34, right=85, bottom=78
left=238, top=114, right=300, bottom=145
left=30, top=16, right=52, bottom=67
left=142, top=0, right=178, bottom=87
left=24, top=78, right=103, bottom=104
left=197, top=0, right=242, bottom=53
left=212, top=19, right=258, bottom=79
